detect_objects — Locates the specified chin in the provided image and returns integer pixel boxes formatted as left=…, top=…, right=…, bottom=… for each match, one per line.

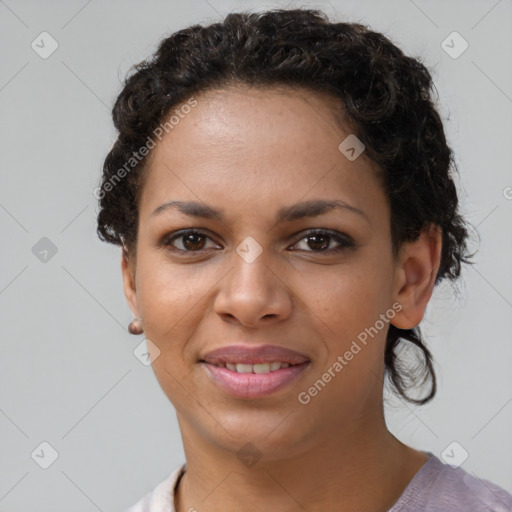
left=201, top=405, right=318, bottom=460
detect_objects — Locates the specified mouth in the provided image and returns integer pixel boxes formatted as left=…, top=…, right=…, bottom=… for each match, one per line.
left=201, top=360, right=304, bottom=373
left=199, top=343, right=311, bottom=399
left=199, top=358, right=310, bottom=399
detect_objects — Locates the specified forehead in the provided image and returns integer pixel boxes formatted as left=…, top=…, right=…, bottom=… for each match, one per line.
left=179, top=84, right=349, bottom=150
left=138, top=85, right=386, bottom=224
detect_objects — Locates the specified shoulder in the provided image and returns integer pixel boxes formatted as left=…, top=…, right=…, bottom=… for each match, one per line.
left=391, top=453, right=512, bottom=512
left=122, top=464, right=186, bottom=512
left=433, top=461, right=512, bottom=512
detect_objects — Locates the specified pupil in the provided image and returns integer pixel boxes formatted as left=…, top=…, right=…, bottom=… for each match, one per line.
left=309, top=235, right=329, bottom=251
left=184, top=234, right=205, bottom=250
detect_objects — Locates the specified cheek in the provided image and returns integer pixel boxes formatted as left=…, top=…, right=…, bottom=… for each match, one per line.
left=300, top=265, right=389, bottom=334
left=137, top=251, right=210, bottom=308
left=135, top=256, right=214, bottom=350
left=135, top=260, right=211, bottom=405
left=295, top=266, right=392, bottom=390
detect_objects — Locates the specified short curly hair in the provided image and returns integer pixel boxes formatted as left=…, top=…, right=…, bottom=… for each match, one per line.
left=96, top=8, right=475, bottom=405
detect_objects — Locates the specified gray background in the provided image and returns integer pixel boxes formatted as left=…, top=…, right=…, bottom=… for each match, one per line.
left=1, top=0, right=511, bottom=510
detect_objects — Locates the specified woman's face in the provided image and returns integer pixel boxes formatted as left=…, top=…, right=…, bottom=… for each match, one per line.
left=122, top=86, right=413, bottom=459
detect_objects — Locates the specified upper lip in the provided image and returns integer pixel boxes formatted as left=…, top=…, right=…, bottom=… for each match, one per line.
left=201, top=344, right=310, bottom=365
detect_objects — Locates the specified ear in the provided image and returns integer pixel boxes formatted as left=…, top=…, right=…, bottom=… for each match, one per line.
left=121, top=246, right=140, bottom=318
left=391, top=224, right=442, bottom=330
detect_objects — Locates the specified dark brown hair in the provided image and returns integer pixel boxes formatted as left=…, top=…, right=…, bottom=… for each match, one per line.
left=96, top=8, right=475, bottom=405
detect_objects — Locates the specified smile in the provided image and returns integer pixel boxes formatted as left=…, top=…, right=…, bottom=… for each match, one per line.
left=210, top=361, right=294, bottom=373
left=200, top=361, right=310, bottom=399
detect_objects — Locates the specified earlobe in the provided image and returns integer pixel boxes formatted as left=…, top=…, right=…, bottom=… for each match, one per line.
left=121, top=247, right=140, bottom=319
left=391, top=224, right=442, bottom=330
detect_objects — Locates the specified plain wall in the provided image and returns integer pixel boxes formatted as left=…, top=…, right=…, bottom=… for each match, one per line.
left=1, top=0, right=511, bottom=510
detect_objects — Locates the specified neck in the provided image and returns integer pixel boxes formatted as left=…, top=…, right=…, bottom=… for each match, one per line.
left=174, top=412, right=429, bottom=512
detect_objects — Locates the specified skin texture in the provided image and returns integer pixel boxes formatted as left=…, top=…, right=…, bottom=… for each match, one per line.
left=121, top=85, right=442, bottom=512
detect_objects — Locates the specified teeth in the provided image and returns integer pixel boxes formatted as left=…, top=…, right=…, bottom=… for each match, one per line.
left=220, top=361, right=292, bottom=373
left=253, top=363, right=270, bottom=373
left=235, top=363, right=253, bottom=373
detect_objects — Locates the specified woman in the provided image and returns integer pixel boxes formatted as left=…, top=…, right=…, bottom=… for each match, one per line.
left=96, top=8, right=512, bottom=512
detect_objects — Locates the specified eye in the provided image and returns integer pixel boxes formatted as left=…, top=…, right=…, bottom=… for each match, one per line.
left=289, top=229, right=354, bottom=254
left=160, top=228, right=354, bottom=255
left=160, top=229, right=220, bottom=253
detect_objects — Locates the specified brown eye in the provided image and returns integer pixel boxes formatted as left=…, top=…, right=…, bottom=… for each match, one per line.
left=162, top=229, right=219, bottom=253
left=305, top=233, right=330, bottom=251
left=180, top=233, right=206, bottom=251
left=290, top=229, right=354, bottom=254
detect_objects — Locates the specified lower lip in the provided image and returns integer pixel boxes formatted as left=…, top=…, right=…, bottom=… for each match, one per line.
left=201, top=362, right=310, bottom=399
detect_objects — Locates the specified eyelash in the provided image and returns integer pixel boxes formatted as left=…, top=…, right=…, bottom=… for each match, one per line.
left=160, top=228, right=355, bottom=255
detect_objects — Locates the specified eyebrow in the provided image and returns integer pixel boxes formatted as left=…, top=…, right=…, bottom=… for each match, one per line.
left=151, top=199, right=369, bottom=224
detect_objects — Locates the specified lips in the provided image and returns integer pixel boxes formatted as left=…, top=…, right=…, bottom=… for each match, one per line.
left=201, top=344, right=310, bottom=365
left=199, top=344, right=311, bottom=399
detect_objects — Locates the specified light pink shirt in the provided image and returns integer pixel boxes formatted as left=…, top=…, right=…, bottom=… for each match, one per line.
left=123, top=452, right=512, bottom=511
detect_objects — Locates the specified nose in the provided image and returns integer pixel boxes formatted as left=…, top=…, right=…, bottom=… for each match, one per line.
left=213, top=251, right=293, bottom=328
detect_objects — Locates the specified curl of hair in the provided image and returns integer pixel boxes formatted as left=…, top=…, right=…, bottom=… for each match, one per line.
left=96, top=8, right=476, bottom=405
